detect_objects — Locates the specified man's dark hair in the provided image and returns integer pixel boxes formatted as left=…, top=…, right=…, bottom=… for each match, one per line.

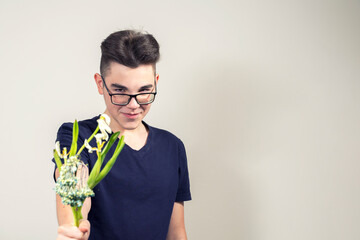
left=100, top=30, right=160, bottom=76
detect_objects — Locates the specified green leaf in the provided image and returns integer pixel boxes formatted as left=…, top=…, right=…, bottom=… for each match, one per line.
left=53, top=149, right=63, bottom=172
left=87, top=154, right=102, bottom=189
left=88, top=132, right=121, bottom=189
left=100, top=131, right=120, bottom=163
left=92, top=135, right=125, bottom=188
left=69, top=120, right=79, bottom=156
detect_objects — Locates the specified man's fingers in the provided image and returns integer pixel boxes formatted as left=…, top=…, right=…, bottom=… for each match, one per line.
left=58, top=224, right=85, bottom=239
left=78, top=219, right=90, bottom=233
left=78, top=219, right=91, bottom=239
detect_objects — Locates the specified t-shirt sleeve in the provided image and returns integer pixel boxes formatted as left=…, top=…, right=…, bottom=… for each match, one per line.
left=175, top=140, right=192, bottom=202
left=52, top=122, right=89, bottom=182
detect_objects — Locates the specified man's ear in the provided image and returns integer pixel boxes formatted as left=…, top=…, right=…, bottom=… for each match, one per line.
left=156, top=74, right=159, bottom=85
left=94, top=73, right=104, bottom=95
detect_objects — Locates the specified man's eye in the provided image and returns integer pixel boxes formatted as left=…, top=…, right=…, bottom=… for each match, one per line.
left=140, top=88, right=151, bottom=92
left=114, top=89, right=125, bottom=92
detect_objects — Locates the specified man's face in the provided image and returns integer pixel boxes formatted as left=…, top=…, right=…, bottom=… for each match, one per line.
left=94, top=62, right=159, bottom=132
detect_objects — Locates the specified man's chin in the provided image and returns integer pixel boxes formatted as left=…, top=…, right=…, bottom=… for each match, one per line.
left=121, top=121, right=142, bottom=131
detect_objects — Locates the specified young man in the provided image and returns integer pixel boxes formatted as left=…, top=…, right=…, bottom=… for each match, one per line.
left=54, top=30, right=192, bottom=240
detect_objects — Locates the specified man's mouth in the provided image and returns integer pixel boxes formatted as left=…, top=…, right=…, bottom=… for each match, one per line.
left=122, top=112, right=140, bottom=119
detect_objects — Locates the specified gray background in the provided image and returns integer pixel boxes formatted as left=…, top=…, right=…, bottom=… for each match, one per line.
left=0, top=0, right=359, bottom=239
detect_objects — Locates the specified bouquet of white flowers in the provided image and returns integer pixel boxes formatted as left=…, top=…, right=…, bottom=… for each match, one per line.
left=54, top=114, right=124, bottom=227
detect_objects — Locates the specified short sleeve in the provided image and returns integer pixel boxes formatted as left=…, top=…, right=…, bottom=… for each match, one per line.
left=175, top=140, right=192, bottom=202
left=52, top=122, right=89, bottom=182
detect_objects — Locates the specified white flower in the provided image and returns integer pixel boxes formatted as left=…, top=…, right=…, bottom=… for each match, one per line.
left=97, top=114, right=112, bottom=134
left=55, top=141, right=64, bottom=158
left=95, top=114, right=112, bottom=145
left=94, top=133, right=107, bottom=145
left=84, top=139, right=99, bottom=153
left=100, top=113, right=111, bottom=125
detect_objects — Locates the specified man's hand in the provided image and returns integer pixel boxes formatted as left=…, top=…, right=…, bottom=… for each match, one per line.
left=55, top=167, right=92, bottom=240
left=57, top=219, right=90, bottom=240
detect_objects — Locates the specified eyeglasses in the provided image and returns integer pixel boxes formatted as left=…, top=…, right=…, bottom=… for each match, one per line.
left=101, top=75, right=157, bottom=106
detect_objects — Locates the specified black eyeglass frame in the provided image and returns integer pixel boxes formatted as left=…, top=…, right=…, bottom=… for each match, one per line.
left=101, top=75, right=157, bottom=106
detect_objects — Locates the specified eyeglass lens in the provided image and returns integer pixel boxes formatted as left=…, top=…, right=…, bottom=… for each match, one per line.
left=112, top=93, right=155, bottom=105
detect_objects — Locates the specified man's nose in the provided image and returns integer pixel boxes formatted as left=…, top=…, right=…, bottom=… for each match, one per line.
left=127, top=96, right=140, bottom=108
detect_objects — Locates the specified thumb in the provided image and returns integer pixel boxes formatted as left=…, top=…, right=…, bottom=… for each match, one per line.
left=78, top=219, right=90, bottom=233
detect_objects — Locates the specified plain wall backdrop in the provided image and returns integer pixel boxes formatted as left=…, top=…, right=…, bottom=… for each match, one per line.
left=0, top=0, right=359, bottom=239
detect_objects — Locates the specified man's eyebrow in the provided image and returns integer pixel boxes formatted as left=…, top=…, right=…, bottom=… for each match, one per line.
left=110, top=83, right=128, bottom=90
left=110, top=83, right=154, bottom=91
left=139, top=84, right=154, bottom=90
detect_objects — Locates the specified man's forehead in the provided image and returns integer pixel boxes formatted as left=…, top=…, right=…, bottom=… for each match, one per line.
left=106, top=62, right=156, bottom=77
left=107, top=78, right=155, bottom=89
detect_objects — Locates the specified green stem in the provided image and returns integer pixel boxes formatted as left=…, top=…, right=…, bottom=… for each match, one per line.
left=77, top=126, right=99, bottom=156
left=71, top=206, right=83, bottom=227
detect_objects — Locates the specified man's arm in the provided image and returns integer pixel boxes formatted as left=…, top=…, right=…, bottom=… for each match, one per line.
left=166, top=201, right=188, bottom=240
left=55, top=168, right=91, bottom=240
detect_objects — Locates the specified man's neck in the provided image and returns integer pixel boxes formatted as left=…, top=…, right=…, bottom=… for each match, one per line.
left=122, top=124, right=149, bottom=150
left=104, top=112, right=149, bottom=150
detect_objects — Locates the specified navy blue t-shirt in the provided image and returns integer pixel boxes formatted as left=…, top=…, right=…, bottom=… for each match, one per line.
left=53, top=116, right=192, bottom=240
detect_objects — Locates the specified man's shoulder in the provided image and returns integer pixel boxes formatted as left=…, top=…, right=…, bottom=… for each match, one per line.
left=57, top=115, right=99, bottom=137
left=78, top=115, right=99, bottom=130
left=146, top=123, right=183, bottom=144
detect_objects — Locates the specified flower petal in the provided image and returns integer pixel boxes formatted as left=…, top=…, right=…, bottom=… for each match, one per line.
left=101, top=113, right=111, bottom=125
left=84, top=139, right=94, bottom=153
left=95, top=133, right=104, bottom=145
left=55, top=141, right=63, bottom=158
left=97, top=118, right=112, bottom=134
